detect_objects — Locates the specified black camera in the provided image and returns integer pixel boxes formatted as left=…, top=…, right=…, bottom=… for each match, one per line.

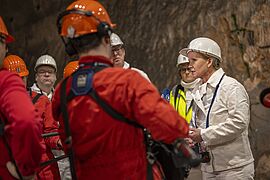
left=193, top=143, right=211, bottom=163
left=200, top=151, right=210, bottom=163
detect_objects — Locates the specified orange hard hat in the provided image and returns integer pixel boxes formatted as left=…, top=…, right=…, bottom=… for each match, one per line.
left=63, top=60, right=79, bottom=78
left=3, top=55, right=29, bottom=77
left=0, top=16, right=14, bottom=43
left=58, top=0, right=115, bottom=38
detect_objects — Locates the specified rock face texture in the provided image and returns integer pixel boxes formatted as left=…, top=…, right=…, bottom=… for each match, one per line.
left=1, top=0, right=270, bottom=179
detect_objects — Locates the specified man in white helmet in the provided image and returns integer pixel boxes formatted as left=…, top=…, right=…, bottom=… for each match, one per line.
left=180, top=37, right=254, bottom=179
left=31, top=55, right=69, bottom=178
left=31, top=54, right=57, bottom=100
left=110, top=33, right=150, bottom=81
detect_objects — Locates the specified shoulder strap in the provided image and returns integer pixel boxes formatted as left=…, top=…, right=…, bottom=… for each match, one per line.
left=88, top=89, right=144, bottom=129
left=0, top=118, right=4, bottom=136
left=174, top=85, right=184, bottom=108
left=32, top=93, right=43, bottom=104
left=28, top=87, right=32, bottom=97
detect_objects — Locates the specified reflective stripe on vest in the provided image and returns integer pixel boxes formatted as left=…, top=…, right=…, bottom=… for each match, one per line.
left=169, top=88, right=192, bottom=124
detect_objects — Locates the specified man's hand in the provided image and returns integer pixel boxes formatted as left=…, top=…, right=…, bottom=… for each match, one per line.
left=184, top=137, right=195, bottom=148
left=57, top=139, right=63, bottom=149
left=6, top=161, right=35, bottom=180
left=189, top=128, right=203, bottom=143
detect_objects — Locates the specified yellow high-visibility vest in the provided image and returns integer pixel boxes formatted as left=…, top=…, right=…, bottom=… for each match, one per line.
left=169, top=85, right=192, bottom=124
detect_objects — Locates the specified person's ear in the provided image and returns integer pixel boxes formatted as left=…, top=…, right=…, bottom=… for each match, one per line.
left=35, top=73, right=38, bottom=82
left=207, top=58, right=213, bottom=68
left=103, top=36, right=110, bottom=46
left=53, top=74, right=57, bottom=82
left=122, top=48, right=125, bottom=57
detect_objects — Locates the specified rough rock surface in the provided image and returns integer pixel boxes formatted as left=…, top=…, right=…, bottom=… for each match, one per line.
left=1, top=0, right=270, bottom=179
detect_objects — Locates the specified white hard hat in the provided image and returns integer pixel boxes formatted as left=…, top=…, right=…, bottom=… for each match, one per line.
left=176, top=54, right=189, bottom=67
left=110, top=33, right=124, bottom=46
left=34, top=55, right=57, bottom=72
left=179, top=37, right=222, bottom=61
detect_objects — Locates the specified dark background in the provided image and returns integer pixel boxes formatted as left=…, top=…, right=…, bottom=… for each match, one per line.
left=1, top=0, right=270, bottom=179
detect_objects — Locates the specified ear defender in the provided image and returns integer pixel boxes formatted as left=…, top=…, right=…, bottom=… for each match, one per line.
left=65, top=39, right=78, bottom=57
left=97, top=21, right=112, bottom=37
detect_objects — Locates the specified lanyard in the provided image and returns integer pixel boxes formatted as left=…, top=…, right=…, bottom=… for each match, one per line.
left=194, top=73, right=225, bottom=128
left=205, top=73, right=225, bottom=128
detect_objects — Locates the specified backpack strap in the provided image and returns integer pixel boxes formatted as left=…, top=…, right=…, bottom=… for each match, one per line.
left=27, top=87, right=43, bottom=104
left=32, top=93, right=43, bottom=104
left=0, top=118, right=4, bottom=136
left=89, top=89, right=143, bottom=128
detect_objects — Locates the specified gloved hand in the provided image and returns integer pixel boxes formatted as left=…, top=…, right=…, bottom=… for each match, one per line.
left=6, top=161, right=35, bottom=180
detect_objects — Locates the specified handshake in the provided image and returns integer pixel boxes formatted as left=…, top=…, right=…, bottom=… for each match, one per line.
left=172, top=139, right=203, bottom=167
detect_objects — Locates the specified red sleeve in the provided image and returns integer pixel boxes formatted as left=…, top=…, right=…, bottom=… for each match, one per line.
left=38, top=96, right=61, bottom=149
left=52, top=81, right=66, bottom=148
left=95, top=69, right=189, bottom=144
left=127, top=72, right=189, bottom=143
left=0, top=71, right=43, bottom=176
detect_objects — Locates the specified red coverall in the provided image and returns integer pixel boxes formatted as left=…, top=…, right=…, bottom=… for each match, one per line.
left=0, top=69, right=42, bottom=179
left=30, top=91, right=61, bottom=180
left=52, top=56, right=189, bottom=180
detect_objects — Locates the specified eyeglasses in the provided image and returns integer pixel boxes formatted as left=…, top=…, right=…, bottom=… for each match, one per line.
left=37, top=70, right=55, bottom=75
left=111, top=45, right=123, bottom=55
left=178, top=67, right=192, bottom=73
left=178, top=66, right=195, bottom=73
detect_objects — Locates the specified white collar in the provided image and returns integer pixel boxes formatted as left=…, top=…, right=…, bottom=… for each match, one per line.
left=31, top=83, right=54, bottom=100
left=180, top=78, right=201, bottom=90
left=199, top=68, right=225, bottom=95
left=123, top=61, right=130, bottom=69
left=206, top=68, right=225, bottom=88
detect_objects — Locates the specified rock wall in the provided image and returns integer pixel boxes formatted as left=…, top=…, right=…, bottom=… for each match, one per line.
left=1, top=0, right=270, bottom=179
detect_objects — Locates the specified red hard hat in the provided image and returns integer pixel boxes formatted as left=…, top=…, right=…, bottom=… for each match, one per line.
left=0, top=16, right=15, bottom=43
